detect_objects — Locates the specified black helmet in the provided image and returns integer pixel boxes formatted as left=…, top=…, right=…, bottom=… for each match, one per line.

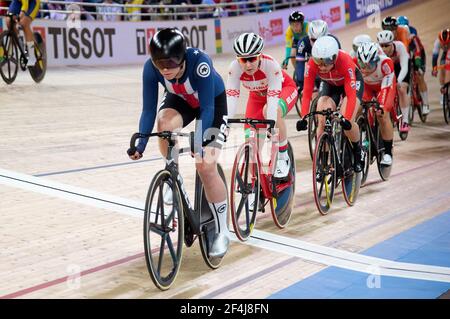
left=289, top=11, right=304, bottom=24
left=382, top=16, right=398, bottom=31
left=149, top=28, right=187, bottom=69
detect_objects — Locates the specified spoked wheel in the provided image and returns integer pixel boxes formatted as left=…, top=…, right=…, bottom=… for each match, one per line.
left=197, top=164, right=228, bottom=269
left=230, top=143, right=260, bottom=241
left=341, top=139, right=361, bottom=206
left=143, top=170, right=184, bottom=291
left=0, top=31, right=19, bottom=84
left=357, top=115, right=371, bottom=186
left=28, top=32, right=47, bottom=83
left=295, top=89, right=302, bottom=118
left=307, top=96, right=319, bottom=161
left=270, top=142, right=296, bottom=228
left=312, top=133, right=336, bottom=215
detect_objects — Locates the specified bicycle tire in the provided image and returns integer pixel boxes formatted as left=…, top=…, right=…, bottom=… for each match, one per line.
left=295, top=89, right=302, bottom=118
left=28, top=32, right=47, bottom=83
left=270, top=142, right=296, bottom=228
left=198, top=164, right=228, bottom=269
left=0, top=31, right=19, bottom=84
left=307, top=96, right=319, bottom=161
left=230, top=143, right=260, bottom=241
left=444, top=85, right=449, bottom=125
left=143, top=169, right=184, bottom=291
left=312, top=132, right=336, bottom=215
left=341, top=138, right=361, bottom=206
left=357, top=114, right=371, bottom=186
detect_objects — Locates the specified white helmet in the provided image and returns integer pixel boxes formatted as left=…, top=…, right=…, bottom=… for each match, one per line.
left=233, top=32, right=264, bottom=57
left=308, top=20, right=329, bottom=40
left=357, top=42, right=380, bottom=67
left=377, top=30, right=394, bottom=44
left=311, top=36, right=339, bottom=65
left=352, top=34, right=372, bottom=52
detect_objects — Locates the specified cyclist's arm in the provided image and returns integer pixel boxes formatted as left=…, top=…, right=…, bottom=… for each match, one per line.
left=284, top=27, right=294, bottom=63
left=137, top=60, right=159, bottom=153
left=225, top=61, right=241, bottom=118
left=432, top=39, right=441, bottom=69
left=266, top=61, right=283, bottom=124
left=341, top=57, right=358, bottom=120
left=21, top=0, right=30, bottom=13
left=195, top=56, right=216, bottom=149
left=396, top=42, right=409, bottom=83
left=378, top=59, right=396, bottom=107
left=300, top=60, right=318, bottom=117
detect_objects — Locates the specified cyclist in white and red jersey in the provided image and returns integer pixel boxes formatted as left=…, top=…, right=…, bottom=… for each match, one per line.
left=227, top=32, right=298, bottom=179
left=377, top=30, right=411, bottom=133
left=356, top=42, right=396, bottom=166
left=299, top=36, right=365, bottom=172
left=432, top=28, right=450, bottom=105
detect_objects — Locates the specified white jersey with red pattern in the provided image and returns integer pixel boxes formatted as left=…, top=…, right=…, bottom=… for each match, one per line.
left=385, top=41, right=409, bottom=83
left=361, top=55, right=396, bottom=106
left=226, top=54, right=284, bottom=122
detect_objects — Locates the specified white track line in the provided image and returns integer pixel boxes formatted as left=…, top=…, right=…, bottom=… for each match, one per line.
left=1, top=167, right=449, bottom=283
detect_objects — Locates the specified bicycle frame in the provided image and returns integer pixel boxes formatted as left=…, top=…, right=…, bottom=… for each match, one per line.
left=5, top=14, right=28, bottom=59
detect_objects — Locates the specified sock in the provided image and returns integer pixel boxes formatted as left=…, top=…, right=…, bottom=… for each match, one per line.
left=401, top=107, right=409, bottom=124
left=420, top=91, right=429, bottom=105
left=278, top=139, right=288, bottom=160
left=26, top=41, right=34, bottom=55
left=208, top=200, right=229, bottom=235
left=383, top=140, right=393, bottom=155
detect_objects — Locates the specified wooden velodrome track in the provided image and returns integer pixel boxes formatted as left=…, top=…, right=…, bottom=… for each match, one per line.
left=1, top=0, right=449, bottom=299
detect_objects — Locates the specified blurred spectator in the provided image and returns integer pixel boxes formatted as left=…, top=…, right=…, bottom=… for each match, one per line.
left=125, top=0, right=144, bottom=21
left=0, top=0, right=8, bottom=16
left=65, top=0, right=96, bottom=20
left=97, top=0, right=122, bottom=21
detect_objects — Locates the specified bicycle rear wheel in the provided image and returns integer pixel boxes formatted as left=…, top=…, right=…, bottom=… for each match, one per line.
left=444, top=85, right=449, bottom=125
left=0, top=31, right=19, bottom=84
left=307, top=96, right=319, bottom=161
left=143, top=170, right=184, bottom=291
left=198, top=164, right=228, bottom=269
left=341, top=138, right=361, bottom=206
left=312, top=133, right=336, bottom=215
left=271, top=142, right=296, bottom=228
left=230, top=143, right=260, bottom=241
left=357, top=115, right=371, bottom=186
left=28, top=32, right=46, bottom=83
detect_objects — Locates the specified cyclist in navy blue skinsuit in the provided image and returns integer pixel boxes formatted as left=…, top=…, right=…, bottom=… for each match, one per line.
left=128, top=28, right=230, bottom=258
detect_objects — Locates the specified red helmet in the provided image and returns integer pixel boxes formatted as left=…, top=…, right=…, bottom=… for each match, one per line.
left=439, top=29, right=450, bottom=46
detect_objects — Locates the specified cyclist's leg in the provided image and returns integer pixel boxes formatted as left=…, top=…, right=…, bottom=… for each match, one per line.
left=377, top=83, right=395, bottom=161
left=416, top=54, right=430, bottom=112
left=19, top=0, right=40, bottom=65
left=445, top=49, right=450, bottom=85
left=195, top=92, right=229, bottom=257
left=156, top=93, right=191, bottom=159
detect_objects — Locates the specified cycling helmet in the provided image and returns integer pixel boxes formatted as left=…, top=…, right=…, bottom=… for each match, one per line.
left=439, top=29, right=450, bottom=46
left=357, top=42, right=380, bottom=69
left=352, top=34, right=372, bottom=53
left=308, top=20, right=328, bottom=40
left=382, top=16, right=398, bottom=31
left=149, top=28, right=186, bottom=69
left=289, top=11, right=305, bottom=24
left=311, top=36, right=339, bottom=65
left=377, top=30, right=395, bottom=44
left=233, top=32, right=264, bottom=57
left=397, top=16, right=409, bottom=26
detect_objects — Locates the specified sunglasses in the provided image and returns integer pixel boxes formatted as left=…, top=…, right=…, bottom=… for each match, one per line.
left=313, top=56, right=335, bottom=66
left=379, top=43, right=392, bottom=48
left=237, top=55, right=260, bottom=64
left=358, top=59, right=377, bottom=69
left=152, top=58, right=183, bottom=70
left=310, top=38, right=317, bottom=43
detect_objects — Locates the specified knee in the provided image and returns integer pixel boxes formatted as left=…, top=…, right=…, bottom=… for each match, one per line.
left=196, top=161, right=216, bottom=178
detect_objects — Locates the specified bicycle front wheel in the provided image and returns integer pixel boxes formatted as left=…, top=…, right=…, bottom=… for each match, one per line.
left=312, top=133, right=336, bottom=215
left=143, top=170, right=184, bottom=291
left=357, top=115, right=371, bottom=186
left=444, top=86, right=449, bottom=125
left=341, top=138, right=362, bottom=206
left=230, top=143, right=260, bottom=241
left=307, top=96, right=319, bottom=161
left=0, top=31, right=19, bottom=84
left=295, top=89, right=302, bottom=118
